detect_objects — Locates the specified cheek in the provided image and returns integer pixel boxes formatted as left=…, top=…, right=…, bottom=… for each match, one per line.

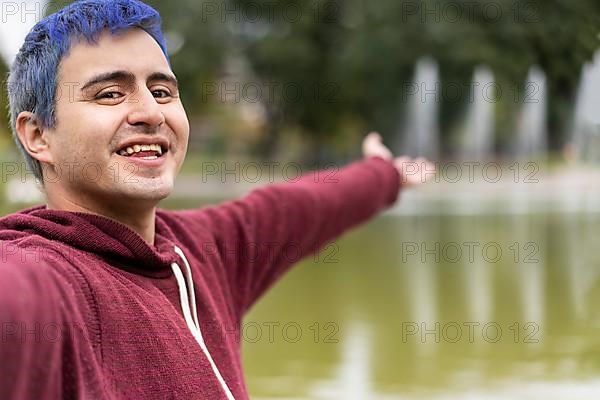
left=166, top=104, right=190, bottom=141
left=51, top=111, right=120, bottom=162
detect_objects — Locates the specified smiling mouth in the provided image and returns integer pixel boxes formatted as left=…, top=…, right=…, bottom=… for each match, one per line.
left=116, top=144, right=167, bottom=160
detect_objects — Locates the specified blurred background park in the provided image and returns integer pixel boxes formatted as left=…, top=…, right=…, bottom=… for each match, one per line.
left=2, top=0, right=600, bottom=398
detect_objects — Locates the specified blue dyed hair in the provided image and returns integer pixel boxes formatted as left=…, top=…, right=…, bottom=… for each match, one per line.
left=7, top=0, right=169, bottom=183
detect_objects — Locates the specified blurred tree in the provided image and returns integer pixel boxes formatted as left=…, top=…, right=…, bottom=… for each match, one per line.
left=0, top=58, right=10, bottom=142
left=452, top=0, right=600, bottom=153
left=331, top=0, right=425, bottom=152
left=147, top=0, right=227, bottom=113
left=233, top=0, right=600, bottom=158
left=226, top=0, right=350, bottom=161
left=520, top=0, right=600, bottom=151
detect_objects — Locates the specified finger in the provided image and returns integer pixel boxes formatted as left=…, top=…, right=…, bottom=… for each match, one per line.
left=364, top=132, right=380, bottom=144
left=363, top=132, right=393, bottom=160
left=393, top=158, right=409, bottom=178
left=413, top=157, right=436, bottom=175
left=393, top=156, right=412, bottom=167
left=364, top=132, right=383, bottom=150
left=395, top=157, right=431, bottom=187
left=368, top=131, right=382, bottom=141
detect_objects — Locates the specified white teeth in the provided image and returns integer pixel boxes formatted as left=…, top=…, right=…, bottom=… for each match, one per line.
left=133, top=145, right=141, bottom=152
left=126, top=147, right=134, bottom=155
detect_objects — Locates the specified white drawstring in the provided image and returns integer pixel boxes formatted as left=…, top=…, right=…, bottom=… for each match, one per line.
left=173, top=246, right=201, bottom=332
left=171, top=245, right=236, bottom=400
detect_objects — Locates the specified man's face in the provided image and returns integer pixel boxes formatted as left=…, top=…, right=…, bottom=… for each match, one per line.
left=43, top=28, right=189, bottom=208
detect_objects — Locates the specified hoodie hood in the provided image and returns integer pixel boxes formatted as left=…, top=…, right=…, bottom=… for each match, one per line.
left=0, top=205, right=181, bottom=277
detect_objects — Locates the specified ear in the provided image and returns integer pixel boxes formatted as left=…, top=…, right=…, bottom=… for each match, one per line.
left=15, top=111, right=54, bottom=165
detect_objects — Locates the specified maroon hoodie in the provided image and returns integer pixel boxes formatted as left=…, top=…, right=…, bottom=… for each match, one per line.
left=0, top=157, right=400, bottom=399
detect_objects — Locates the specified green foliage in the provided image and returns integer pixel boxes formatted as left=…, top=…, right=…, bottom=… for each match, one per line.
left=206, top=0, right=600, bottom=157
left=147, top=0, right=227, bottom=113
left=0, top=58, right=10, bottom=147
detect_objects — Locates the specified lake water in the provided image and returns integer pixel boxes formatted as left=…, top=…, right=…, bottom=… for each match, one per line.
left=242, top=211, right=600, bottom=399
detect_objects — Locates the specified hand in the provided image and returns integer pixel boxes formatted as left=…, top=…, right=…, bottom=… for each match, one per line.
left=362, top=132, right=435, bottom=188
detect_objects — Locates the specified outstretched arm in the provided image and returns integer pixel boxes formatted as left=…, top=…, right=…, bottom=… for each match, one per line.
left=171, top=132, right=433, bottom=317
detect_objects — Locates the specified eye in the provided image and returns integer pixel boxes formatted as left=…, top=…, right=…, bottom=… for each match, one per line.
left=95, top=91, right=124, bottom=101
left=152, top=88, right=172, bottom=99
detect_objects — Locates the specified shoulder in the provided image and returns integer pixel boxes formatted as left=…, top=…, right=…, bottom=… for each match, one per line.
left=0, top=254, right=66, bottom=320
left=0, top=238, right=82, bottom=310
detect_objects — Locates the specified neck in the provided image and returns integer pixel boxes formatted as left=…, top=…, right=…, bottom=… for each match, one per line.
left=45, top=191, right=157, bottom=245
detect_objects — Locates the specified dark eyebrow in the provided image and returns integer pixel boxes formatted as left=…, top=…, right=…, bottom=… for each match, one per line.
left=79, top=71, right=179, bottom=92
left=148, top=72, right=179, bottom=89
left=80, top=70, right=136, bottom=91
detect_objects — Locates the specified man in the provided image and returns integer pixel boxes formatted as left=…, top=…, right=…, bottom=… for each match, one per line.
left=0, top=0, right=430, bottom=399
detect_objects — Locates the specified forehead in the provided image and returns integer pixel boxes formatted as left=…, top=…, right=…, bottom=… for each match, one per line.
left=57, top=28, right=172, bottom=83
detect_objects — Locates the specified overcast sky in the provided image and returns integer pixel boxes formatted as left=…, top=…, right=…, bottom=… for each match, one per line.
left=0, top=0, right=48, bottom=64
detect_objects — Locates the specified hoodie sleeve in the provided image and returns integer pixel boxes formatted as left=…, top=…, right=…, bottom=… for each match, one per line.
left=174, top=156, right=401, bottom=317
left=0, top=255, right=100, bottom=400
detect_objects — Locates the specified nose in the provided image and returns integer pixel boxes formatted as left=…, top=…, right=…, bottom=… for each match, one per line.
left=126, top=86, right=165, bottom=128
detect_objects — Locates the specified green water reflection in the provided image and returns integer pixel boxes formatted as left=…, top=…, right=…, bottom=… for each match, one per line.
left=242, top=213, right=600, bottom=399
